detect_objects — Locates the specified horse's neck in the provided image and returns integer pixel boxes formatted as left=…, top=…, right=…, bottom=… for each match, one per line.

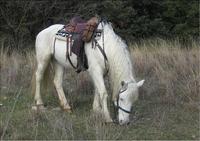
left=105, top=32, right=135, bottom=100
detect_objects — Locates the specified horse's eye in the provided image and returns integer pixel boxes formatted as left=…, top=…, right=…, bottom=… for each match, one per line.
left=96, top=32, right=101, bottom=37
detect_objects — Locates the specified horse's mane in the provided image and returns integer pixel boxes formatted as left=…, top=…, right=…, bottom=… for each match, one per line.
left=102, top=22, right=135, bottom=100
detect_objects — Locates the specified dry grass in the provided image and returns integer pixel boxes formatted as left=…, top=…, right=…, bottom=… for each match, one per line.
left=131, top=39, right=199, bottom=108
left=0, top=39, right=199, bottom=140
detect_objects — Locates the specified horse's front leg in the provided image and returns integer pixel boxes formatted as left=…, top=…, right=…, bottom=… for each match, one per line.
left=90, top=68, right=112, bottom=122
left=93, top=88, right=101, bottom=112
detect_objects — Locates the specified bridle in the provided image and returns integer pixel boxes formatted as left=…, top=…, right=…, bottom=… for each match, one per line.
left=116, top=93, right=131, bottom=114
left=113, top=80, right=135, bottom=121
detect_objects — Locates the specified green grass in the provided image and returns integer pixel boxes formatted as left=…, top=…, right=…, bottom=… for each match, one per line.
left=0, top=87, right=199, bottom=140
left=0, top=39, right=199, bottom=140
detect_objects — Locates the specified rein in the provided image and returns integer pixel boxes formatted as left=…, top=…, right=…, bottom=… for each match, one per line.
left=92, top=21, right=109, bottom=74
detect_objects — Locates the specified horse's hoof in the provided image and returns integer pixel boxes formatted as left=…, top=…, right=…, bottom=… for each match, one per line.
left=63, top=108, right=72, bottom=113
left=62, top=105, right=72, bottom=113
left=32, top=105, right=46, bottom=112
left=92, top=109, right=102, bottom=114
left=105, top=118, right=113, bottom=123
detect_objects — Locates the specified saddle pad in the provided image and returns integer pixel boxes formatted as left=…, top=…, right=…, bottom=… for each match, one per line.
left=55, top=27, right=81, bottom=56
left=55, top=27, right=69, bottom=40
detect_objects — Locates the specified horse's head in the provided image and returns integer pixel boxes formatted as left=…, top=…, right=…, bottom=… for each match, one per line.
left=115, top=80, right=145, bottom=125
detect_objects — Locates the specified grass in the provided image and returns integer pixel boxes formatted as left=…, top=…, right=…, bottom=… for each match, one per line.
left=0, top=39, right=199, bottom=140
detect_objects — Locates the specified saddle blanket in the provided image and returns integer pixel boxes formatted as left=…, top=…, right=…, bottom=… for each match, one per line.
left=55, top=27, right=83, bottom=56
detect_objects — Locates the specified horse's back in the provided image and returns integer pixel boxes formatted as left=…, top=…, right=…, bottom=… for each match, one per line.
left=36, top=24, right=63, bottom=41
left=35, top=24, right=64, bottom=56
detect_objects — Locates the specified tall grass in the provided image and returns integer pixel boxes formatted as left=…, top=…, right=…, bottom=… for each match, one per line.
left=131, top=39, right=199, bottom=108
left=0, top=39, right=199, bottom=140
left=0, top=51, right=35, bottom=94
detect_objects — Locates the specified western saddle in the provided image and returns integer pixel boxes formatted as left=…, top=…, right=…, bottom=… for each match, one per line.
left=56, top=16, right=99, bottom=73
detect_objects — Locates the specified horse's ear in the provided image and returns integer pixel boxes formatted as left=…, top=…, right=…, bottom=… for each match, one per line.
left=137, top=80, right=145, bottom=87
left=121, top=81, right=125, bottom=86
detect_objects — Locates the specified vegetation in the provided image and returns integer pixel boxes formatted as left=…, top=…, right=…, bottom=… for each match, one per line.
left=0, top=39, right=199, bottom=140
left=0, top=0, right=199, bottom=50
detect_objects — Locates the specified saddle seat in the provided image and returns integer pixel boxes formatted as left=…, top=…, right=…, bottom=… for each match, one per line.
left=65, top=16, right=98, bottom=42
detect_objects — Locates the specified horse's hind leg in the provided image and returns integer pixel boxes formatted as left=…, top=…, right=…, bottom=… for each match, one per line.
left=53, top=62, right=71, bottom=112
left=32, top=54, right=51, bottom=111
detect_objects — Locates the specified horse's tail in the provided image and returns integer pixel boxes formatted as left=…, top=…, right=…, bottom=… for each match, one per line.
left=31, top=66, right=36, bottom=96
left=31, top=60, right=54, bottom=96
left=43, top=62, right=54, bottom=92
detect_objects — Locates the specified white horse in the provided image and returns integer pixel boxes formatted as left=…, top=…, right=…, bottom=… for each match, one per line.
left=32, top=20, right=144, bottom=125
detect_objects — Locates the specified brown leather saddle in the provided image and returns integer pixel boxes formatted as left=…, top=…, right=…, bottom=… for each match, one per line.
left=65, top=16, right=98, bottom=42
left=62, top=16, right=99, bottom=73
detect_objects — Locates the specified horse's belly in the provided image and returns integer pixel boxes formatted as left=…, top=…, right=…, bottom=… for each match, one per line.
left=53, top=38, right=77, bottom=68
